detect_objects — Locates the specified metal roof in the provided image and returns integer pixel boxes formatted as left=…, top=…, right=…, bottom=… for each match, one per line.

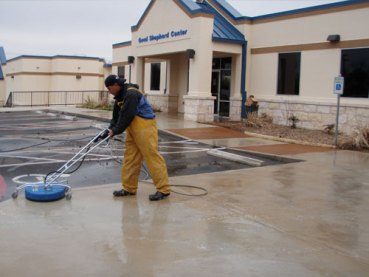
left=0, top=47, right=6, bottom=65
left=213, top=0, right=367, bottom=21
left=7, top=55, right=106, bottom=63
left=131, top=0, right=212, bottom=31
left=197, top=1, right=246, bottom=44
left=213, top=0, right=243, bottom=18
left=179, top=0, right=204, bottom=13
left=0, top=47, right=6, bottom=80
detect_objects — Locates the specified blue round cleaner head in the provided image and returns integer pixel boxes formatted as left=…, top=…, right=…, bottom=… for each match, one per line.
left=25, top=183, right=66, bottom=202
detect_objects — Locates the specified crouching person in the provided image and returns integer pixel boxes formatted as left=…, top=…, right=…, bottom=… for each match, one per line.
left=104, top=75, right=170, bottom=201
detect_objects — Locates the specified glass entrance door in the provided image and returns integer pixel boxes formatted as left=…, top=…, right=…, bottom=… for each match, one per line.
left=212, top=57, right=231, bottom=117
left=219, top=70, right=230, bottom=116
left=211, top=71, right=220, bottom=114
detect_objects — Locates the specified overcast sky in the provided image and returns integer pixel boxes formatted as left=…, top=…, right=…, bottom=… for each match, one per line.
left=0, top=0, right=345, bottom=62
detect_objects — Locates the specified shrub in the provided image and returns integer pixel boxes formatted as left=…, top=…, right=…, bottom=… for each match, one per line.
left=81, top=97, right=99, bottom=109
left=288, top=114, right=299, bottom=129
left=244, top=112, right=273, bottom=128
left=339, top=126, right=369, bottom=150
left=81, top=97, right=113, bottom=111
left=323, top=124, right=335, bottom=135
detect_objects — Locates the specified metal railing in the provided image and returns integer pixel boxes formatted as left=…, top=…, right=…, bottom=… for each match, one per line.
left=6, top=90, right=109, bottom=107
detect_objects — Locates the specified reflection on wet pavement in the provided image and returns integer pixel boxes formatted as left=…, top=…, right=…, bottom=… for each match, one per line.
left=0, top=111, right=296, bottom=201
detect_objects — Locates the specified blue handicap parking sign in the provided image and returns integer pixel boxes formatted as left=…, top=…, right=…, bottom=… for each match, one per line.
left=334, top=76, right=344, bottom=95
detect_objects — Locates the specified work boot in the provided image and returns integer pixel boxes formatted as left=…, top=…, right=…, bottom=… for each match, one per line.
left=149, top=191, right=170, bottom=201
left=113, top=189, right=136, bottom=197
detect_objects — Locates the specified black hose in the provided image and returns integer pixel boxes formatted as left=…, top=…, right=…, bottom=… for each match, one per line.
left=0, top=140, right=52, bottom=153
left=141, top=164, right=208, bottom=197
left=44, top=145, right=92, bottom=183
left=0, top=134, right=97, bottom=153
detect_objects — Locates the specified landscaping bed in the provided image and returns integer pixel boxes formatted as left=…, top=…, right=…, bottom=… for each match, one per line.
left=210, top=114, right=368, bottom=151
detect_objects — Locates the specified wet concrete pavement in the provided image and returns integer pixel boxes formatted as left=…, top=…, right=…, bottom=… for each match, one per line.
left=0, top=110, right=289, bottom=201
left=1, top=107, right=369, bottom=276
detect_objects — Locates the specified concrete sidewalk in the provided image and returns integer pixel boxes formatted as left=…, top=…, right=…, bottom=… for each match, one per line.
left=1, top=106, right=369, bottom=276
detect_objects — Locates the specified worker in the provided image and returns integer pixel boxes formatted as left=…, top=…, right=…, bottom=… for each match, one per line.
left=245, top=95, right=259, bottom=115
left=103, top=75, right=170, bottom=201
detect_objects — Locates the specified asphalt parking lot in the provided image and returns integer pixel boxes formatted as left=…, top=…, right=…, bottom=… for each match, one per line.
left=0, top=110, right=294, bottom=201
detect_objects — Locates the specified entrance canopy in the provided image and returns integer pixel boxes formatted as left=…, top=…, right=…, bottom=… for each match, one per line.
left=112, top=0, right=248, bottom=122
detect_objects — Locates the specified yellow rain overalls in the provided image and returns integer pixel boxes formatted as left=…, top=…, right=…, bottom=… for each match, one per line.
left=111, top=87, right=170, bottom=195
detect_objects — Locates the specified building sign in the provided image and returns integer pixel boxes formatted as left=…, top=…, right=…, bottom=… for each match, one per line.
left=138, top=29, right=189, bottom=44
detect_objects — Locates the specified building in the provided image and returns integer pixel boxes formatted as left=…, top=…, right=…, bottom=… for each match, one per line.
left=1, top=52, right=111, bottom=106
left=112, top=0, right=369, bottom=133
left=0, top=47, right=6, bottom=106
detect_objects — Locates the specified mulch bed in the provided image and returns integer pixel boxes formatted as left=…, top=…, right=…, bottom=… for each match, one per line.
left=210, top=120, right=351, bottom=147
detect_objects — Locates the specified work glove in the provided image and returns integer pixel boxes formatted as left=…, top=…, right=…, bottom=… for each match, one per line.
left=93, top=129, right=110, bottom=143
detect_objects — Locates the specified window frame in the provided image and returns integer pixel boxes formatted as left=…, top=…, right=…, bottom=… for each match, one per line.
left=150, top=63, right=161, bottom=91
left=117, top=66, right=125, bottom=79
left=276, top=52, right=301, bottom=96
left=340, top=47, right=369, bottom=98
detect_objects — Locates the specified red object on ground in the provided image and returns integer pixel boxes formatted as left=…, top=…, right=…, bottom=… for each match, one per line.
left=0, top=175, right=7, bottom=200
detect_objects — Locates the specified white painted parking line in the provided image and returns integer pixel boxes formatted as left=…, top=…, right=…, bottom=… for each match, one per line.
left=0, top=157, right=115, bottom=168
left=0, top=153, right=64, bottom=162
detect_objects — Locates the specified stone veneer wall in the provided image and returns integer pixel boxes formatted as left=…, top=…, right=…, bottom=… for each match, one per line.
left=183, top=95, right=215, bottom=122
left=258, top=99, right=369, bottom=135
left=146, top=94, right=178, bottom=113
left=229, top=97, right=242, bottom=121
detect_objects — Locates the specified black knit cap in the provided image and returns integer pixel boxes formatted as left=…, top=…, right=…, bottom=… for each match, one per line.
left=104, top=74, right=120, bottom=87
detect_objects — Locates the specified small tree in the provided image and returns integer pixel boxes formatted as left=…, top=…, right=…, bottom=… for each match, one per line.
left=288, top=114, right=299, bottom=129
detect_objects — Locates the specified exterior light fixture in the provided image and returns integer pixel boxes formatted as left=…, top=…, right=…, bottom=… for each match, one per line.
left=127, top=56, right=135, bottom=83
left=128, top=56, right=135, bottom=64
left=327, top=34, right=340, bottom=43
left=186, top=49, right=195, bottom=59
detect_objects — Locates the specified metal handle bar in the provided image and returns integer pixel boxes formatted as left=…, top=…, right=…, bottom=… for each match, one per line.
left=45, top=129, right=110, bottom=186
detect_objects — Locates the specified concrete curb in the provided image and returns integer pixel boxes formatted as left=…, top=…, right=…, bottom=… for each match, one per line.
left=243, top=131, right=337, bottom=149
left=227, top=147, right=302, bottom=163
left=47, top=108, right=111, bottom=123
left=207, top=149, right=264, bottom=166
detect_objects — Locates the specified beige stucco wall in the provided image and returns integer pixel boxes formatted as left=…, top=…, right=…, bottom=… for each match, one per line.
left=115, top=0, right=214, bottom=100
left=248, top=7, right=369, bottom=133
left=142, top=53, right=188, bottom=113
left=113, top=46, right=132, bottom=65
left=249, top=7, right=369, bottom=107
left=144, top=60, right=167, bottom=94
left=51, top=58, right=103, bottom=74
left=4, top=57, right=109, bottom=106
left=111, top=0, right=368, bottom=125
left=131, top=0, right=193, bottom=57
left=163, top=52, right=189, bottom=113
left=0, top=80, right=5, bottom=105
left=251, top=8, right=369, bottom=47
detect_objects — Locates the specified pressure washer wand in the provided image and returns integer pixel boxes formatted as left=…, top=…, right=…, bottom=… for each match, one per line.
left=44, top=129, right=110, bottom=187
left=11, top=129, right=111, bottom=200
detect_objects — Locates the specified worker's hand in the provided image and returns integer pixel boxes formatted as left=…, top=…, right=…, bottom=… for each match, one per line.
left=108, top=129, right=114, bottom=138
left=94, top=129, right=109, bottom=143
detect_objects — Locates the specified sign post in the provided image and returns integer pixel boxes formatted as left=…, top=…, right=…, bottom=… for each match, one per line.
left=334, top=76, right=344, bottom=146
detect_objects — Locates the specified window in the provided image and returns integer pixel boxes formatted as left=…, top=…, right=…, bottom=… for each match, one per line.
left=117, top=66, right=125, bottom=79
left=341, top=48, right=369, bottom=98
left=150, top=63, right=161, bottom=91
left=277, top=53, right=301, bottom=95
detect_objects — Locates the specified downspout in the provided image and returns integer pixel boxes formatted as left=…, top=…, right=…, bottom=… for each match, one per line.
left=241, top=40, right=248, bottom=119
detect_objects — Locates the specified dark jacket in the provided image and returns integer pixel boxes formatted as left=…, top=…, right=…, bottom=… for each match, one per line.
left=109, top=85, right=155, bottom=135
